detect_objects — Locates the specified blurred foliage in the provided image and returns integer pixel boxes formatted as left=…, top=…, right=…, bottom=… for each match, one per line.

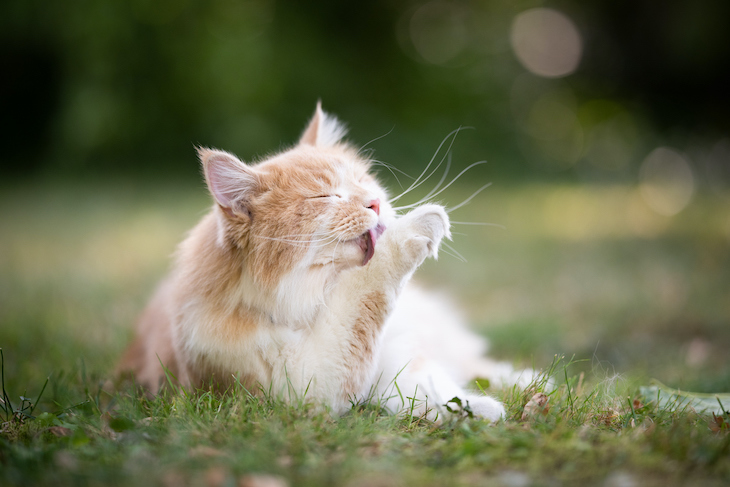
left=1, top=0, right=729, bottom=182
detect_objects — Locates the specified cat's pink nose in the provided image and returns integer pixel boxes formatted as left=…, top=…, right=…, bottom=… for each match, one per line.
left=367, top=199, right=380, bottom=215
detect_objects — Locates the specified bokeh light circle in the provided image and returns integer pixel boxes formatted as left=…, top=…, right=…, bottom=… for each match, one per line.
left=510, top=8, right=582, bottom=78
left=639, top=147, right=695, bottom=216
left=409, top=1, right=468, bottom=65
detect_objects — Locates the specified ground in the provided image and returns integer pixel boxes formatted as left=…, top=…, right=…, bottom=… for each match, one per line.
left=1, top=180, right=729, bottom=486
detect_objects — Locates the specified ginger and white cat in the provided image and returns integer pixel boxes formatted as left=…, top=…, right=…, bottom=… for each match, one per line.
left=119, top=104, right=530, bottom=422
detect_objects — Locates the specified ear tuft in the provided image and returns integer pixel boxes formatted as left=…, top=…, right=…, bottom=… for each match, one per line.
left=299, top=101, right=348, bottom=147
left=197, top=147, right=258, bottom=217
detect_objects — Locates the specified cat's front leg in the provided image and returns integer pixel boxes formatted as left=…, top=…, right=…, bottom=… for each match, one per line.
left=380, top=203, right=451, bottom=276
left=344, top=203, right=451, bottom=305
left=292, top=205, right=451, bottom=412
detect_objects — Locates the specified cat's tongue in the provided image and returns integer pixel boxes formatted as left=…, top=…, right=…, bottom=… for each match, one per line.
left=361, top=223, right=386, bottom=266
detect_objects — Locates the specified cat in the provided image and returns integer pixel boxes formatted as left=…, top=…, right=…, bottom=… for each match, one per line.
left=119, top=103, right=533, bottom=422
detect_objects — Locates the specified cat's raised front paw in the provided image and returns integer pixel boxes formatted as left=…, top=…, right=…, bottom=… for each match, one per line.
left=398, top=204, right=451, bottom=264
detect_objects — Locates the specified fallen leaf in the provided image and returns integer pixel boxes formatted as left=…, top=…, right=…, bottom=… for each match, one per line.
left=594, top=408, right=620, bottom=427
left=521, top=393, right=549, bottom=421
left=632, top=398, right=644, bottom=411
left=709, top=413, right=728, bottom=433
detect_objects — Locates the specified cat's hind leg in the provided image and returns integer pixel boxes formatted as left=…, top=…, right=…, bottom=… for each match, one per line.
left=376, top=356, right=505, bottom=423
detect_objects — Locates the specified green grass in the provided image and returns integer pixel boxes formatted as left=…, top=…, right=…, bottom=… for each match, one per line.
left=1, top=180, right=729, bottom=486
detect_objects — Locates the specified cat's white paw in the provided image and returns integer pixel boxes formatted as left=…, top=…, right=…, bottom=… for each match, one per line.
left=397, top=204, right=450, bottom=264
left=467, top=396, right=506, bottom=423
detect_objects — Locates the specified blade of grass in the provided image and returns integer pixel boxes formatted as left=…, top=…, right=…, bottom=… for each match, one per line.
left=29, top=376, right=49, bottom=417
left=0, top=349, right=18, bottom=422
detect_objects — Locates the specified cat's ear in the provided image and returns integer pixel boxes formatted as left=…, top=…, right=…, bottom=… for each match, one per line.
left=198, top=147, right=259, bottom=219
left=298, top=101, right=348, bottom=147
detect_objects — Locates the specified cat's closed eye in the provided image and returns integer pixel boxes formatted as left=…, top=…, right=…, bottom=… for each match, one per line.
left=309, top=194, right=342, bottom=199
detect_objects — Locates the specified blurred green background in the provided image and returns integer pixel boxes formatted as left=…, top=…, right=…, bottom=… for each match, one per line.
left=1, top=0, right=729, bottom=397
left=3, top=0, right=730, bottom=181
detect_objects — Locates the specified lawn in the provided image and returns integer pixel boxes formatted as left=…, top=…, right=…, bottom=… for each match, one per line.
left=1, top=179, right=729, bottom=486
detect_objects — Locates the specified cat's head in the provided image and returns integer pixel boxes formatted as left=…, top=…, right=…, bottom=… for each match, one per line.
left=197, top=103, right=393, bottom=289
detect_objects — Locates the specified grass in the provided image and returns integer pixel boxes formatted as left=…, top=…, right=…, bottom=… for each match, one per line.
left=1, top=179, right=729, bottom=486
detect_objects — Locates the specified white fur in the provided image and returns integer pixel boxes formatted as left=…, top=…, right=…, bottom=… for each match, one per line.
left=372, top=285, right=538, bottom=421
left=315, top=105, right=348, bottom=147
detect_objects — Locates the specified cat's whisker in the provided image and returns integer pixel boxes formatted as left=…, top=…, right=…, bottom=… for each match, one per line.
left=256, top=233, right=335, bottom=243
left=391, top=161, right=488, bottom=211
left=389, top=131, right=454, bottom=204
left=441, top=242, right=468, bottom=263
left=439, top=243, right=467, bottom=263
left=256, top=241, right=324, bottom=249
left=260, top=236, right=333, bottom=244
left=439, top=249, right=461, bottom=262
left=445, top=182, right=493, bottom=214
left=415, top=151, right=452, bottom=204
left=451, top=221, right=506, bottom=229
left=370, top=159, right=412, bottom=189
left=330, top=238, right=342, bottom=268
left=358, top=125, right=395, bottom=155
left=255, top=234, right=341, bottom=247
left=258, top=230, right=334, bottom=239
left=371, top=159, right=414, bottom=179
left=415, top=159, right=487, bottom=206
left=389, top=127, right=468, bottom=204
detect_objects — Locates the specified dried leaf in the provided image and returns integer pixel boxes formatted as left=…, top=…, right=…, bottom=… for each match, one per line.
left=709, top=413, right=728, bottom=433
left=594, top=408, right=620, bottom=427
left=521, top=393, right=549, bottom=421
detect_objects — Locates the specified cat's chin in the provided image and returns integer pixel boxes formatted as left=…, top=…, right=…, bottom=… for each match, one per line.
left=356, top=223, right=387, bottom=266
